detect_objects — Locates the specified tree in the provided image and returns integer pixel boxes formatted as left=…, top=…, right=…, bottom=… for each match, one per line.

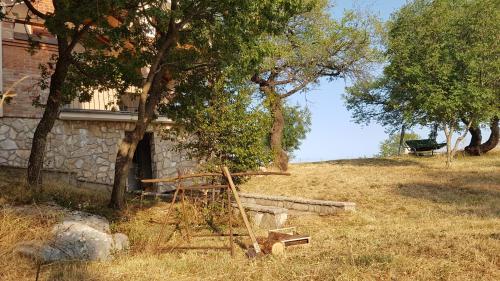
left=252, top=0, right=380, bottom=171
left=345, top=0, right=499, bottom=167
left=378, top=132, right=420, bottom=158
left=98, top=0, right=309, bottom=209
left=388, top=0, right=498, bottom=166
left=164, top=80, right=272, bottom=173
left=10, top=0, right=128, bottom=190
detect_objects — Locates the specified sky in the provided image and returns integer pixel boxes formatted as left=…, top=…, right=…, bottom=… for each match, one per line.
left=289, top=0, right=463, bottom=163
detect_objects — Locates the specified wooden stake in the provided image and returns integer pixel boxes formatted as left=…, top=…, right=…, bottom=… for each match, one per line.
left=227, top=186, right=234, bottom=257
left=155, top=172, right=181, bottom=250
left=222, top=166, right=261, bottom=254
left=179, top=170, right=191, bottom=242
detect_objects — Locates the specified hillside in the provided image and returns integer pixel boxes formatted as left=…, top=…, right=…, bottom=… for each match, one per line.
left=1, top=152, right=499, bottom=280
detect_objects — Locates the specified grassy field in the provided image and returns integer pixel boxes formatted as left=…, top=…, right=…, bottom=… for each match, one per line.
left=1, top=151, right=499, bottom=281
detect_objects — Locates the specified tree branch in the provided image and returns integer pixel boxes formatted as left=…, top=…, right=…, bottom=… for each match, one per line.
left=22, top=0, right=48, bottom=19
left=63, top=23, right=92, bottom=57
left=281, top=79, right=311, bottom=98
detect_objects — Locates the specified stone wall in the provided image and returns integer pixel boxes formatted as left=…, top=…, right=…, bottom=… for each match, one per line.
left=0, top=117, right=194, bottom=188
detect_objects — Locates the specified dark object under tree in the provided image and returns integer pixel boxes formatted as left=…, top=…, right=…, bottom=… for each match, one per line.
left=405, top=139, right=447, bottom=155
left=464, top=117, right=499, bottom=156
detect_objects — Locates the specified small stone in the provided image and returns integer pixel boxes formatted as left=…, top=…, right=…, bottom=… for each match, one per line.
left=74, top=159, right=84, bottom=169
left=112, top=233, right=130, bottom=251
left=0, top=125, right=9, bottom=134
left=0, top=139, right=17, bottom=150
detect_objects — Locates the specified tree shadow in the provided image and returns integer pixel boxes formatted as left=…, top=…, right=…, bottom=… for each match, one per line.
left=396, top=180, right=500, bottom=218
left=311, top=157, right=424, bottom=167
left=42, top=261, right=106, bottom=281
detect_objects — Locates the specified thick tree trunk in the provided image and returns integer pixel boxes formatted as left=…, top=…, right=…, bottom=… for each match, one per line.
left=109, top=72, right=173, bottom=209
left=269, top=95, right=288, bottom=171
left=464, top=124, right=482, bottom=156
left=27, top=58, right=70, bottom=190
left=109, top=126, right=146, bottom=209
left=108, top=4, right=178, bottom=209
left=480, top=116, right=499, bottom=153
left=463, top=116, right=498, bottom=155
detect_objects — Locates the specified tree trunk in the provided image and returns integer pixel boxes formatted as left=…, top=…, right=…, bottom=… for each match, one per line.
left=443, top=124, right=452, bottom=168
left=27, top=57, right=70, bottom=190
left=398, top=124, right=406, bottom=156
left=268, top=95, right=288, bottom=171
left=109, top=127, right=146, bottom=209
left=464, top=123, right=482, bottom=156
left=479, top=116, right=499, bottom=153
left=108, top=4, right=179, bottom=209
left=109, top=72, right=174, bottom=209
left=109, top=80, right=166, bottom=209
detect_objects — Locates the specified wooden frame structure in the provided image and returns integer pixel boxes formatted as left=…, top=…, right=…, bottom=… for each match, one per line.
left=141, top=166, right=290, bottom=257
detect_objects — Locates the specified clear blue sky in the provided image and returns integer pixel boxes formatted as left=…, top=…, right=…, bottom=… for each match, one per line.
left=290, top=0, right=423, bottom=162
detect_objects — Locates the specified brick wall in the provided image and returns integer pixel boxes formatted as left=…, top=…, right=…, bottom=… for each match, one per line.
left=34, top=0, right=54, bottom=14
left=1, top=0, right=56, bottom=118
left=2, top=39, right=57, bottom=118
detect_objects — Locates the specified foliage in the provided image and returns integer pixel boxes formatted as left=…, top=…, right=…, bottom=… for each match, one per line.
left=164, top=80, right=272, bottom=173
left=251, top=0, right=382, bottom=170
left=281, top=104, right=312, bottom=155
left=345, top=0, right=500, bottom=166
left=344, top=77, right=415, bottom=134
left=378, top=132, right=420, bottom=157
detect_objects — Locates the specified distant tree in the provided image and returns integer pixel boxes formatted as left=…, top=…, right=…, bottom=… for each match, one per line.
left=378, top=132, right=420, bottom=158
left=345, top=0, right=499, bottom=167
left=252, top=0, right=381, bottom=171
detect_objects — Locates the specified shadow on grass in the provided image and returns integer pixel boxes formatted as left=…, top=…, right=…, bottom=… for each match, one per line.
left=0, top=167, right=162, bottom=224
left=43, top=261, right=105, bottom=281
left=310, top=157, right=424, bottom=167
left=397, top=181, right=500, bottom=218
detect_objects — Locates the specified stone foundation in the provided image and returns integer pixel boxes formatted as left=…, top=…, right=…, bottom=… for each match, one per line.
left=234, top=203, right=288, bottom=229
left=239, top=193, right=356, bottom=214
left=0, top=117, right=194, bottom=189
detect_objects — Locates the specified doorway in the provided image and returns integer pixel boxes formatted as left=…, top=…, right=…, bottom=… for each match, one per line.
left=127, top=132, right=153, bottom=191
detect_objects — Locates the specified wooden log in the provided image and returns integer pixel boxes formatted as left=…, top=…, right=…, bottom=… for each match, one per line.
left=271, top=242, right=285, bottom=256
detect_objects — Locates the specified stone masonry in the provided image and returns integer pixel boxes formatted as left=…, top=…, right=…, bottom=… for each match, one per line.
left=0, top=117, right=194, bottom=188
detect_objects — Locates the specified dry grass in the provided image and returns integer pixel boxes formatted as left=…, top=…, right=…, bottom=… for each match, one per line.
left=1, top=151, right=499, bottom=281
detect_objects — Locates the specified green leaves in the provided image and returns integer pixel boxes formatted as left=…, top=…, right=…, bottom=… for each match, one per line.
left=345, top=0, right=499, bottom=135
left=165, top=82, right=272, bottom=172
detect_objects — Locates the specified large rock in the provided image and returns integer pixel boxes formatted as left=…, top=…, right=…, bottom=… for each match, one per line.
left=14, top=211, right=129, bottom=264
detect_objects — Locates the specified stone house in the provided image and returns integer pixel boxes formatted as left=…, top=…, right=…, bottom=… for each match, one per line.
left=0, top=0, right=192, bottom=191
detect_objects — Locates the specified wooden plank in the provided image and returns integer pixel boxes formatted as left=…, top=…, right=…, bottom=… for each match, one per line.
left=159, top=246, right=231, bottom=251
left=181, top=184, right=227, bottom=190
left=227, top=185, right=234, bottom=257
left=281, top=235, right=311, bottom=247
left=232, top=171, right=291, bottom=177
left=142, top=171, right=290, bottom=184
left=141, top=173, right=222, bottom=183
left=222, top=166, right=261, bottom=254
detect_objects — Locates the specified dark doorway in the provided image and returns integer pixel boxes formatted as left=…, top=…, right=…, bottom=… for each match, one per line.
left=127, top=132, right=153, bottom=191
